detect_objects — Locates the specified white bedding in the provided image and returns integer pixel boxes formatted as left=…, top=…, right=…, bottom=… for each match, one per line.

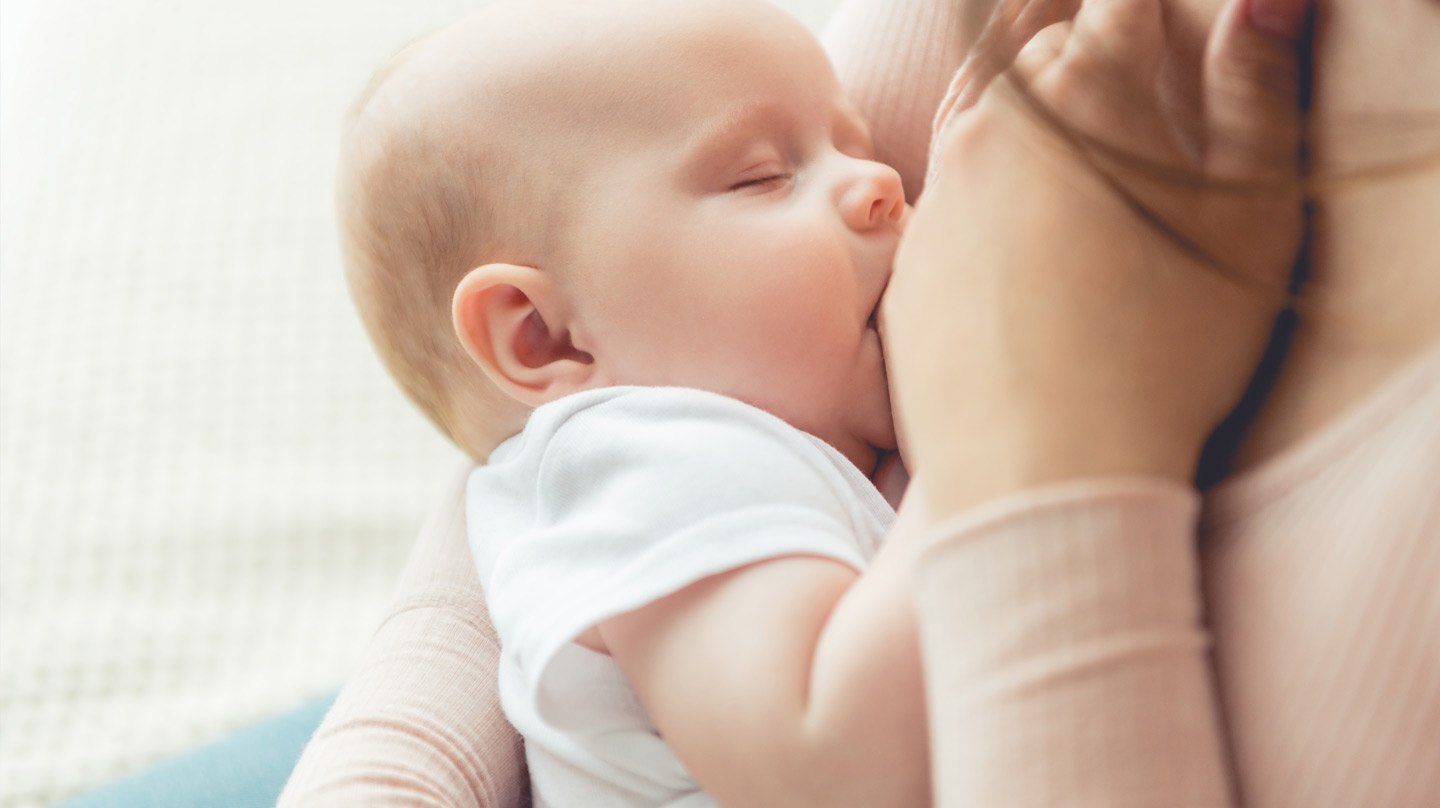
left=0, top=0, right=842, bottom=804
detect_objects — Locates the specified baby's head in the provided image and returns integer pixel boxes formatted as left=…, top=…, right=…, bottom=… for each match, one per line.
left=339, top=0, right=905, bottom=471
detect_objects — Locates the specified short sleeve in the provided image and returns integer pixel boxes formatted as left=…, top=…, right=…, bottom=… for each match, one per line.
left=468, top=387, right=890, bottom=730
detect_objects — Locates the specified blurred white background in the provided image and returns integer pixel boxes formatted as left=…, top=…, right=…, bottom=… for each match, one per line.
left=0, top=1, right=844, bottom=804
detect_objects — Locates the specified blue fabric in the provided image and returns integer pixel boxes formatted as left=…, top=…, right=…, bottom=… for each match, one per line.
left=58, top=692, right=336, bottom=808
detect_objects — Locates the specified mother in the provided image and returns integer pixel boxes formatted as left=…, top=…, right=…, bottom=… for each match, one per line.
left=886, top=0, right=1439, bottom=805
left=281, top=0, right=1439, bottom=805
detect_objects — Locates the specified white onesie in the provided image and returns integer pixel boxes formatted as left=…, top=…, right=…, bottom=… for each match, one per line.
left=468, top=386, right=894, bottom=808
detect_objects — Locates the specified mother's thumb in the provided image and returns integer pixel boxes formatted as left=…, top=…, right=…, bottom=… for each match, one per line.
left=1203, top=0, right=1310, bottom=178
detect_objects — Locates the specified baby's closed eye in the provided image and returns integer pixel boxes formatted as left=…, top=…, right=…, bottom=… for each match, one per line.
left=730, top=173, right=792, bottom=192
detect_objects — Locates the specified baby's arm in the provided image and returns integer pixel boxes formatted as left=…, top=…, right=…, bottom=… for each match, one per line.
left=597, top=490, right=939, bottom=808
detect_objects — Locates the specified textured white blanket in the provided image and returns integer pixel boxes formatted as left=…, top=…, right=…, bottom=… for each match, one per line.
left=0, top=0, right=840, bottom=805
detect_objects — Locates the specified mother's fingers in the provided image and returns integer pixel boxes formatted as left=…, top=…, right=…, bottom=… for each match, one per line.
left=1066, top=0, right=1166, bottom=82
left=1027, top=0, right=1181, bottom=168
left=928, top=18, right=1074, bottom=189
left=931, top=0, right=1081, bottom=137
left=1202, top=0, right=1310, bottom=179
left=1011, top=19, right=1071, bottom=78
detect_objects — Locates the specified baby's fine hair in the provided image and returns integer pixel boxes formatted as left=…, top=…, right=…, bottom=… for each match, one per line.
left=336, top=40, right=545, bottom=460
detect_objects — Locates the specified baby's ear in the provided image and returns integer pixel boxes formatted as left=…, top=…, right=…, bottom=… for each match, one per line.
left=452, top=264, right=601, bottom=407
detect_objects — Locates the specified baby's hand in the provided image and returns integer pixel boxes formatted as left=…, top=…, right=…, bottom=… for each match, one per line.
left=883, top=0, right=1309, bottom=519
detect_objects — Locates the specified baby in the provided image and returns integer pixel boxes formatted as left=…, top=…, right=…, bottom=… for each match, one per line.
left=338, top=0, right=927, bottom=805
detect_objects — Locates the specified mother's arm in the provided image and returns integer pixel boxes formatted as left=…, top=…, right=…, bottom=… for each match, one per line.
left=882, top=0, right=1310, bottom=805
left=277, top=460, right=528, bottom=808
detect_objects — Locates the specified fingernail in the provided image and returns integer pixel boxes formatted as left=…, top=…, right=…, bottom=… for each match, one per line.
left=1249, top=0, right=1308, bottom=38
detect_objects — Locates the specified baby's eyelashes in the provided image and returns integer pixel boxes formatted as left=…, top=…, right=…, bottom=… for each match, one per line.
left=730, top=173, right=792, bottom=192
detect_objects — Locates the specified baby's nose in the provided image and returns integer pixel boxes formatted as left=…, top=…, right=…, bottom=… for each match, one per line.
left=842, top=162, right=906, bottom=231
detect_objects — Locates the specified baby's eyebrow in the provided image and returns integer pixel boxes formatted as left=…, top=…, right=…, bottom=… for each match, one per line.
left=677, top=99, right=875, bottom=178
left=680, top=100, right=784, bottom=169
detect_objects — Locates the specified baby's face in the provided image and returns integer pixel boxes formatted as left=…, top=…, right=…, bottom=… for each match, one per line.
left=547, top=0, right=905, bottom=471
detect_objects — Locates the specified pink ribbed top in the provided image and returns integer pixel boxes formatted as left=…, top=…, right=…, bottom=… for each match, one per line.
left=1202, top=342, right=1440, bottom=807
left=913, top=342, right=1440, bottom=808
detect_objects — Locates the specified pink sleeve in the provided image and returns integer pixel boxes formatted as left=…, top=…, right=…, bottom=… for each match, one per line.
left=277, top=461, right=529, bottom=808
left=912, top=480, right=1233, bottom=808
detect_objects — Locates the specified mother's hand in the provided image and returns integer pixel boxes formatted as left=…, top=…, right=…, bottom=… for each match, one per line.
left=882, top=0, right=1310, bottom=520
